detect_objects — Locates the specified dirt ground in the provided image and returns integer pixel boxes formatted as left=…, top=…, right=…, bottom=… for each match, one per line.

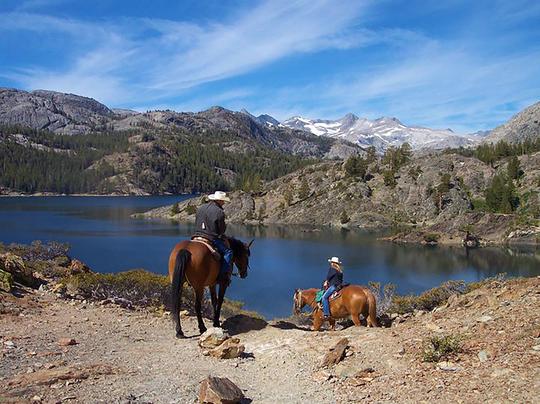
left=1, top=277, right=539, bottom=403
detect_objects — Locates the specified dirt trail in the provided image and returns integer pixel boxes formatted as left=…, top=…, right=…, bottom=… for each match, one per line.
left=1, top=277, right=539, bottom=403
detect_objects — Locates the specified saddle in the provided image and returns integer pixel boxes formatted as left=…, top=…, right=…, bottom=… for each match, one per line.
left=315, top=283, right=350, bottom=304
left=190, top=236, right=221, bottom=261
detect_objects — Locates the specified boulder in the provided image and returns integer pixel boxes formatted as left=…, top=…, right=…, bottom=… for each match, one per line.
left=58, top=338, right=77, bottom=347
left=199, top=328, right=230, bottom=349
left=0, top=269, right=13, bottom=292
left=199, top=376, right=244, bottom=404
left=0, top=253, right=38, bottom=287
left=320, top=338, right=349, bottom=368
left=207, top=338, right=245, bottom=360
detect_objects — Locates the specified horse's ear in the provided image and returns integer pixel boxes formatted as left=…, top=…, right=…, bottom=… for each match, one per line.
left=247, top=239, right=254, bottom=248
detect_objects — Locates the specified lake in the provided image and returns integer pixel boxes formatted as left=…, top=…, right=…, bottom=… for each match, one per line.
left=1, top=196, right=538, bottom=319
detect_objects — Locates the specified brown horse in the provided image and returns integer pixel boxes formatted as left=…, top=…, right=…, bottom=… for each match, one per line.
left=168, top=237, right=252, bottom=338
left=293, top=286, right=378, bottom=331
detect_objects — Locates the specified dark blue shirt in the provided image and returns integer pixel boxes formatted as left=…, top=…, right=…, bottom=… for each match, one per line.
left=326, top=266, right=343, bottom=287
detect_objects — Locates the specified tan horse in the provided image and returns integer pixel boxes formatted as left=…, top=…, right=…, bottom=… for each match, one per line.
left=293, top=286, right=378, bottom=331
left=168, top=237, right=252, bottom=338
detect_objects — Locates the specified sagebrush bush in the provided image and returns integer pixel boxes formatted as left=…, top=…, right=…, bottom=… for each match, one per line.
left=423, top=334, right=462, bottom=362
left=389, top=280, right=466, bottom=314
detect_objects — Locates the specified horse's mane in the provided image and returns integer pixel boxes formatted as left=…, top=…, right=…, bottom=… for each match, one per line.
left=229, top=237, right=248, bottom=257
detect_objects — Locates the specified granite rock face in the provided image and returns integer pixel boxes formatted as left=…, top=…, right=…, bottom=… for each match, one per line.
left=484, top=101, right=540, bottom=144
left=0, top=88, right=113, bottom=134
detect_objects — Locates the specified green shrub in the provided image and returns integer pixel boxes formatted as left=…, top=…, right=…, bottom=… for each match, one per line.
left=383, top=170, right=397, bottom=187
left=185, top=203, right=197, bottom=215
left=339, top=210, right=350, bottom=224
left=423, top=334, right=462, bottom=362
left=171, top=202, right=180, bottom=215
left=63, top=270, right=170, bottom=307
left=423, top=233, right=440, bottom=243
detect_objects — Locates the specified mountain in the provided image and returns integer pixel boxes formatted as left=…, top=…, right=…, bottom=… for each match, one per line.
left=483, top=101, right=540, bottom=144
left=0, top=88, right=360, bottom=160
left=281, top=113, right=478, bottom=152
left=0, top=88, right=113, bottom=135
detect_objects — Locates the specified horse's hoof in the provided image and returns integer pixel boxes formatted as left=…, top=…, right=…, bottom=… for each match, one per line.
left=213, top=321, right=220, bottom=328
left=199, top=327, right=207, bottom=334
left=176, top=331, right=186, bottom=339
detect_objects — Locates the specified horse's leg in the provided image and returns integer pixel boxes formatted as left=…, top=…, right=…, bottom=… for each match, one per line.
left=312, top=310, right=322, bottom=331
left=195, top=288, right=207, bottom=334
left=214, top=282, right=227, bottom=328
left=329, top=318, right=336, bottom=331
left=210, top=285, right=219, bottom=327
left=351, top=310, right=362, bottom=326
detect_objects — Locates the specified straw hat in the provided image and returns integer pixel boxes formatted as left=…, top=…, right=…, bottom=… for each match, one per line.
left=207, top=191, right=231, bottom=202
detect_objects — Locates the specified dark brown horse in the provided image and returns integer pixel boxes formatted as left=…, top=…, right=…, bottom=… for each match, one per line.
left=293, top=286, right=378, bottom=331
left=169, top=238, right=252, bottom=338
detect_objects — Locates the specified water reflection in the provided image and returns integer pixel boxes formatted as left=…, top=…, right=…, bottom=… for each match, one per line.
left=0, top=196, right=538, bottom=319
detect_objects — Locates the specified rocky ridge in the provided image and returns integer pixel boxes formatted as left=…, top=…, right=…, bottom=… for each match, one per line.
left=138, top=151, right=540, bottom=245
left=484, top=101, right=540, bottom=144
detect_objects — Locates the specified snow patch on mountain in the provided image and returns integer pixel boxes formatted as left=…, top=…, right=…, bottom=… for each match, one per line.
left=281, top=114, right=479, bottom=152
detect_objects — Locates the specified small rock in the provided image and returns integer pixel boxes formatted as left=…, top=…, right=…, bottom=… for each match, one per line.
left=532, top=345, right=540, bottom=352
left=478, top=350, right=489, bottom=362
left=397, top=347, right=405, bottom=355
left=476, top=315, right=493, bottom=323
left=208, top=338, right=245, bottom=360
left=437, top=361, right=460, bottom=371
left=414, top=310, right=426, bottom=317
left=390, top=313, right=399, bottom=320
left=3, top=340, right=16, bottom=348
left=199, top=328, right=230, bottom=349
left=490, top=368, right=512, bottom=378
left=31, top=396, right=42, bottom=402
left=58, top=338, right=77, bottom=347
left=425, top=323, right=443, bottom=333
left=199, top=376, right=244, bottom=403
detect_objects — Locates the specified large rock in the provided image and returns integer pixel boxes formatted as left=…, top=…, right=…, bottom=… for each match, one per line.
left=199, top=376, right=244, bottom=404
left=199, top=328, right=230, bottom=349
left=68, top=259, right=91, bottom=274
left=320, top=338, right=349, bottom=368
left=0, top=253, right=38, bottom=287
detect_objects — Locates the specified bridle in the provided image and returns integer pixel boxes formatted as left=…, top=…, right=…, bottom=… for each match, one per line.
left=294, top=289, right=317, bottom=317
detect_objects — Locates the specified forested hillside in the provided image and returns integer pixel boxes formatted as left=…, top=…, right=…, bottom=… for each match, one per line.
left=0, top=124, right=314, bottom=195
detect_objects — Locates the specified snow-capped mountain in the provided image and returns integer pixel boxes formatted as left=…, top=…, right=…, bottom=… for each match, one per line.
left=281, top=113, right=479, bottom=152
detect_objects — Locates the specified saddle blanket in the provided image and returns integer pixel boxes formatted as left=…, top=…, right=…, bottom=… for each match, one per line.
left=190, top=237, right=221, bottom=261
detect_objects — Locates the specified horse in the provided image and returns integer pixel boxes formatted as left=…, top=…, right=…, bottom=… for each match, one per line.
left=293, top=285, right=378, bottom=331
left=168, top=237, right=252, bottom=338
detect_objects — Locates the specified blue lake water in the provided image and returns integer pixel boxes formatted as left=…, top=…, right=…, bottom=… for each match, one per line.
left=0, top=196, right=538, bottom=318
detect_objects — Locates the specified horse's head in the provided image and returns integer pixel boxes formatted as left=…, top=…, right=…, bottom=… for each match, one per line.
left=293, top=288, right=305, bottom=315
left=230, top=238, right=253, bottom=279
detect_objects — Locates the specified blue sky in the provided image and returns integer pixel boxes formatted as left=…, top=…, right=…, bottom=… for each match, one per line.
left=0, top=0, right=539, bottom=133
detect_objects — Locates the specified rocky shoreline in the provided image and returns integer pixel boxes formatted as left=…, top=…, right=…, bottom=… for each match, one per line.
left=135, top=153, right=540, bottom=247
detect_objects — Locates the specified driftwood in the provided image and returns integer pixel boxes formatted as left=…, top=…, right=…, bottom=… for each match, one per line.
left=320, top=337, right=349, bottom=368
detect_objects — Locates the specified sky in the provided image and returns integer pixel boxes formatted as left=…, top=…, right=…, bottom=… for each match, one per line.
left=0, top=0, right=539, bottom=133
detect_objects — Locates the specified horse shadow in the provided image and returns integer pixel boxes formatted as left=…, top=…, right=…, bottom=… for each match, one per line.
left=270, top=316, right=312, bottom=331
left=221, top=314, right=268, bottom=336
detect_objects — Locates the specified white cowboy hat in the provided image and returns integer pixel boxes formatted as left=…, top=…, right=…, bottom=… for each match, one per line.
left=328, top=256, right=342, bottom=265
left=207, top=191, right=231, bottom=202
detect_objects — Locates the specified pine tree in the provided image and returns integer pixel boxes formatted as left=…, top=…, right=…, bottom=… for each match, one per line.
left=507, top=155, right=521, bottom=180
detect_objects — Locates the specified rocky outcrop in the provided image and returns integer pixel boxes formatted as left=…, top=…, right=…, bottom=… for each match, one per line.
left=484, top=101, right=540, bottom=144
left=140, top=151, right=539, bottom=245
left=0, top=88, right=113, bottom=135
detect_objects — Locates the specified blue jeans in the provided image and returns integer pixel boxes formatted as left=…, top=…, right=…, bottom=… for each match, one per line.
left=213, top=238, right=233, bottom=279
left=322, top=285, right=337, bottom=317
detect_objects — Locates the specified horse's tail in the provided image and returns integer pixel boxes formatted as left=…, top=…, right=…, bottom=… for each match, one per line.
left=366, top=289, right=379, bottom=327
left=171, top=249, right=191, bottom=337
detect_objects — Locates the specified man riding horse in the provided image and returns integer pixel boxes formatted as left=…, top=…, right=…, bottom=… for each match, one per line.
left=193, top=191, right=233, bottom=283
left=168, top=191, right=252, bottom=338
